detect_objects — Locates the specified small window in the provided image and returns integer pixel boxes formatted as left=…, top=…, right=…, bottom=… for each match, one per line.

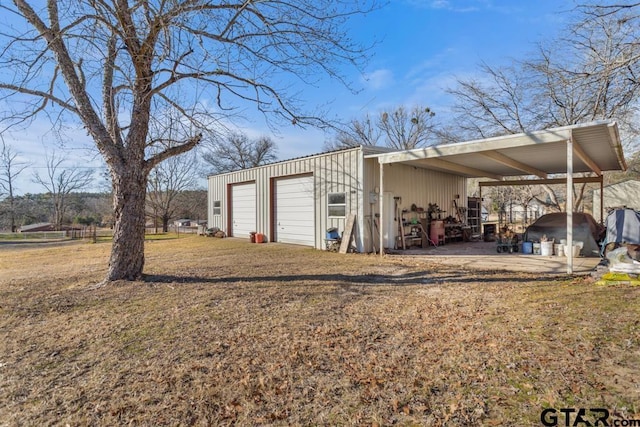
left=328, top=193, right=346, bottom=217
left=213, top=200, right=221, bottom=216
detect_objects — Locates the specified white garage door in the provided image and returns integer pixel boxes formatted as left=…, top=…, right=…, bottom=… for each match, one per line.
left=275, top=176, right=315, bottom=246
left=231, top=182, right=256, bottom=238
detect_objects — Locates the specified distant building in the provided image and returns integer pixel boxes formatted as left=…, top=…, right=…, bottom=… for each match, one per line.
left=19, top=223, right=55, bottom=233
left=19, top=222, right=83, bottom=233
left=592, top=179, right=640, bottom=222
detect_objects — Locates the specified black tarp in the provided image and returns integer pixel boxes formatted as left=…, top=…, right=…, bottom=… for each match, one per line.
left=523, top=213, right=603, bottom=257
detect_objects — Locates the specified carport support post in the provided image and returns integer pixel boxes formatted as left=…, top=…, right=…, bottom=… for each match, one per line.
left=599, top=178, right=604, bottom=224
left=379, top=161, right=385, bottom=257
left=567, top=138, right=574, bottom=274
left=479, top=186, right=483, bottom=235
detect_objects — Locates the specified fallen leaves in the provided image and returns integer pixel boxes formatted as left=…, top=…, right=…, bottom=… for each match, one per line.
left=0, top=237, right=638, bottom=425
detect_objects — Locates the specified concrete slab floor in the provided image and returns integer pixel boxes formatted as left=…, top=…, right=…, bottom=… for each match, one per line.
left=387, top=240, right=601, bottom=275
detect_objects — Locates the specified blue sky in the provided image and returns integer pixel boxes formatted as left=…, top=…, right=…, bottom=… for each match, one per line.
left=6, top=0, right=571, bottom=195
left=254, top=0, right=571, bottom=159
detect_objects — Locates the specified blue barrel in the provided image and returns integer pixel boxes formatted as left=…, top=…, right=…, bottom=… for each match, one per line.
left=522, top=241, right=533, bottom=254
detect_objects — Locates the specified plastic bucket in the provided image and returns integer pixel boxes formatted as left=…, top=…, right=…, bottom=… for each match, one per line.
left=533, top=242, right=541, bottom=255
left=541, top=241, right=554, bottom=256
left=255, top=233, right=265, bottom=243
left=554, top=243, right=564, bottom=257
left=564, top=244, right=581, bottom=257
left=522, top=241, right=533, bottom=254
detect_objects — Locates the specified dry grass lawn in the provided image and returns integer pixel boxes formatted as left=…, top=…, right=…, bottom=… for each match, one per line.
left=0, top=235, right=638, bottom=426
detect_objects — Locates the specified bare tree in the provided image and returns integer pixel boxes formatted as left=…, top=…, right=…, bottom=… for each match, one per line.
left=175, top=190, right=207, bottom=224
left=0, top=0, right=376, bottom=283
left=608, top=150, right=640, bottom=183
left=147, top=151, right=201, bottom=233
left=447, top=63, right=540, bottom=139
left=0, top=138, right=30, bottom=231
left=379, top=106, right=437, bottom=150
left=578, top=2, right=640, bottom=19
left=447, top=6, right=640, bottom=212
left=33, top=151, right=94, bottom=230
left=325, top=113, right=381, bottom=149
left=533, top=14, right=640, bottom=132
left=326, top=105, right=437, bottom=150
left=204, top=132, right=278, bottom=174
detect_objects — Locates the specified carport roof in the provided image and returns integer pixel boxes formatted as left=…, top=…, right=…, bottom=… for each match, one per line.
left=365, top=120, right=626, bottom=180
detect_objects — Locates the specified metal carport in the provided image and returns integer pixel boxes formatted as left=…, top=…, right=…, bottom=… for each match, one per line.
left=370, top=120, right=627, bottom=274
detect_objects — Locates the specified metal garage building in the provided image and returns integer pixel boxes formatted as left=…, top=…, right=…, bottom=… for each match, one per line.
left=207, top=145, right=466, bottom=252
left=208, top=120, right=627, bottom=273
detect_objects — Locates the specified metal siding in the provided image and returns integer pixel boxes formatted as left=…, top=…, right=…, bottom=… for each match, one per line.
left=207, top=148, right=364, bottom=250
left=357, top=160, right=465, bottom=252
left=362, top=158, right=380, bottom=252
left=207, top=174, right=226, bottom=230
left=321, top=150, right=364, bottom=250
left=383, top=164, right=466, bottom=218
left=256, top=167, right=270, bottom=238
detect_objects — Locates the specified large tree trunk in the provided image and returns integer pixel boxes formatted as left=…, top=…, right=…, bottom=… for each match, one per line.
left=162, top=214, right=170, bottom=233
left=9, top=196, right=16, bottom=232
left=106, top=169, right=147, bottom=281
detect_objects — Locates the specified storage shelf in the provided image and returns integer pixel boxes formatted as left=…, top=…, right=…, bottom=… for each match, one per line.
left=467, top=197, right=482, bottom=240
left=399, top=211, right=428, bottom=249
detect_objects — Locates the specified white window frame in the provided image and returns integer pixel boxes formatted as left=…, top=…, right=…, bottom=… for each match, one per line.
left=213, top=200, right=221, bottom=216
left=327, top=192, right=346, bottom=218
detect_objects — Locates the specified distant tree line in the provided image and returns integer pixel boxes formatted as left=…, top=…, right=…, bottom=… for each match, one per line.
left=0, top=139, right=212, bottom=232
left=0, top=190, right=207, bottom=232
left=0, top=192, right=109, bottom=230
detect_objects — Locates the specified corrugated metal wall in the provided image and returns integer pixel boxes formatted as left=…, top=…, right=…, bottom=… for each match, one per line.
left=361, top=159, right=467, bottom=251
left=383, top=163, right=467, bottom=218
left=207, top=147, right=367, bottom=250
left=208, top=149, right=466, bottom=252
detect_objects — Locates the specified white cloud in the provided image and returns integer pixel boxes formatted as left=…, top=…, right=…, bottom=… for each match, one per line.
left=362, top=69, right=394, bottom=90
left=430, top=0, right=450, bottom=9
left=406, top=0, right=480, bottom=13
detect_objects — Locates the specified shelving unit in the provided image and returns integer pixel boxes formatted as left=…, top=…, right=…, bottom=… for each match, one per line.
left=467, top=197, right=482, bottom=240
left=445, top=223, right=465, bottom=242
left=399, top=211, right=428, bottom=249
